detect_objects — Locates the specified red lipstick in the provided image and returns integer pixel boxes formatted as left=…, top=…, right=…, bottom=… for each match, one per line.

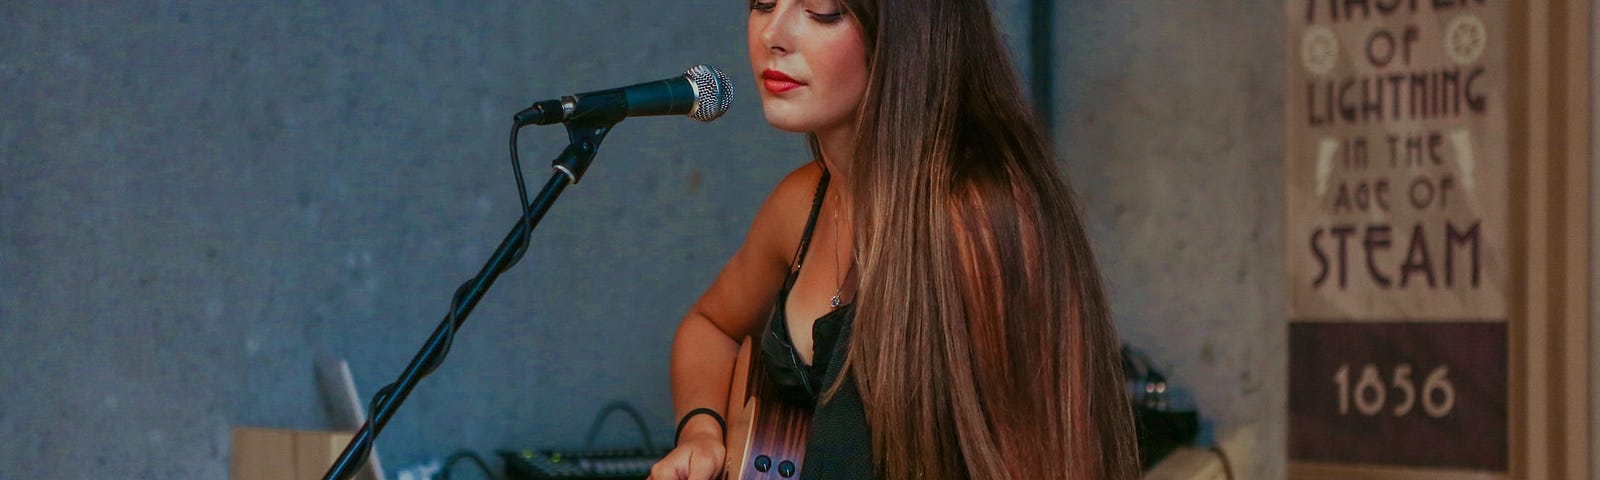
left=761, top=69, right=804, bottom=94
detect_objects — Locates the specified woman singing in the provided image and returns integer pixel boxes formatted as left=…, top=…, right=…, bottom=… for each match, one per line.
left=651, top=0, right=1138, bottom=478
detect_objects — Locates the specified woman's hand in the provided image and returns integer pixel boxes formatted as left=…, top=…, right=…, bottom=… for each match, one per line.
left=649, top=417, right=726, bottom=480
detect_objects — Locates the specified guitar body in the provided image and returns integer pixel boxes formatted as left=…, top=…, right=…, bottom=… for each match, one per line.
left=723, top=337, right=813, bottom=479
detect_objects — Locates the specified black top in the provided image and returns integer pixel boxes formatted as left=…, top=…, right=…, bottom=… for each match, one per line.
left=761, top=170, right=855, bottom=404
left=759, top=170, right=875, bottom=478
left=800, top=315, right=873, bottom=480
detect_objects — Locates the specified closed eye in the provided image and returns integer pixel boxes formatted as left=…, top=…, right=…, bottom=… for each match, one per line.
left=806, top=10, right=844, bottom=23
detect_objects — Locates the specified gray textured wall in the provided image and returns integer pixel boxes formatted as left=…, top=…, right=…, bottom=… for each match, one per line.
left=0, top=1, right=1287, bottom=478
left=1058, top=1, right=1286, bottom=478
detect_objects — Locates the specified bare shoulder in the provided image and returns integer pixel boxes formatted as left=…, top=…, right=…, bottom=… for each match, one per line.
left=746, top=162, right=826, bottom=266
left=762, top=162, right=827, bottom=218
left=679, top=161, right=823, bottom=339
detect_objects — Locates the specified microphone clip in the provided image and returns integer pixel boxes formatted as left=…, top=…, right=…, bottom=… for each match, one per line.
left=548, top=113, right=619, bottom=185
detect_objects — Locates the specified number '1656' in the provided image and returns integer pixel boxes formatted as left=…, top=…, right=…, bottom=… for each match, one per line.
left=1333, top=364, right=1456, bottom=417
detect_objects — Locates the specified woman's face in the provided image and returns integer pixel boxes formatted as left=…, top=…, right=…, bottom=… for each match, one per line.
left=747, top=0, right=869, bottom=135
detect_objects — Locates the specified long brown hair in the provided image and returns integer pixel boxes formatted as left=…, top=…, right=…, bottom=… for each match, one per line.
left=821, top=0, right=1139, bottom=478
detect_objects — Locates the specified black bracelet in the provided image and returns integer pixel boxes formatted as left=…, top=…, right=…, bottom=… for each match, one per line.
left=674, top=407, right=726, bottom=446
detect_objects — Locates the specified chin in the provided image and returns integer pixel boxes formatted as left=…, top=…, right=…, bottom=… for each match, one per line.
left=763, top=118, right=814, bottom=133
left=760, top=114, right=810, bottom=133
left=760, top=105, right=828, bottom=133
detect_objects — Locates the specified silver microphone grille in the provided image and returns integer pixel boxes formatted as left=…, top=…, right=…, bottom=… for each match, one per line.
left=685, top=65, right=733, bottom=122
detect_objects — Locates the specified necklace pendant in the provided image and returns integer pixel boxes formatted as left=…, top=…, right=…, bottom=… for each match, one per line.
left=829, top=295, right=842, bottom=308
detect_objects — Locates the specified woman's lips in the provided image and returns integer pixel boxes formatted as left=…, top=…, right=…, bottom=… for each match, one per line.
left=762, top=69, right=805, bottom=94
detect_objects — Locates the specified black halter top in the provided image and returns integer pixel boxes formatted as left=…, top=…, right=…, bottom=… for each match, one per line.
left=763, top=170, right=875, bottom=479
left=761, top=170, right=857, bottom=405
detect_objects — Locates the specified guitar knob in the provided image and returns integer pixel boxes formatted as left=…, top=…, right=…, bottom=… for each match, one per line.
left=778, top=460, right=796, bottom=477
left=754, top=455, right=772, bottom=472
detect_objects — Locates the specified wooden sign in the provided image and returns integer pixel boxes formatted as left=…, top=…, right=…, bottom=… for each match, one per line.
left=1289, top=322, right=1506, bottom=470
left=1286, top=0, right=1590, bottom=478
left=1287, top=0, right=1509, bottom=319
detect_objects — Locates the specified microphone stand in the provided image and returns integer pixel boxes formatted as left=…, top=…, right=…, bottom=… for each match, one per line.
left=322, top=112, right=622, bottom=480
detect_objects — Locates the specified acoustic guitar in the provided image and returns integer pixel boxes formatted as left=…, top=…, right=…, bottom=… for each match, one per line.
left=722, top=337, right=813, bottom=479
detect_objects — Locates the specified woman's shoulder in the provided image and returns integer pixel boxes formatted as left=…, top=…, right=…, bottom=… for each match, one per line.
left=765, top=161, right=827, bottom=213
left=745, top=162, right=827, bottom=262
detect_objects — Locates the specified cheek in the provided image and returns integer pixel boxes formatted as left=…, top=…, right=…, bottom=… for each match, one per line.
left=814, top=35, right=868, bottom=104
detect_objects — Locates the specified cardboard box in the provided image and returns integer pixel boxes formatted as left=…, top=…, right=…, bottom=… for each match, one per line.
left=231, top=427, right=357, bottom=480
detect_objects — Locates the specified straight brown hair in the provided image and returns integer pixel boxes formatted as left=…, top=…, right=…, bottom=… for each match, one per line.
left=821, top=0, right=1140, bottom=478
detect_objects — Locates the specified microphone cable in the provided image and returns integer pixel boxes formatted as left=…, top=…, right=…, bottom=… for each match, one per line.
left=358, top=122, right=539, bottom=463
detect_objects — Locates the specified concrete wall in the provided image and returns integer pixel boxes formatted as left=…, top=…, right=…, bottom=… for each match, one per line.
left=0, top=1, right=1287, bottom=478
left=0, top=3, right=779, bottom=477
left=1058, top=1, right=1286, bottom=478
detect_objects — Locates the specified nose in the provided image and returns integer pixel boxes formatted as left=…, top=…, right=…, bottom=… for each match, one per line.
left=758, top=3, right=792, bottom=55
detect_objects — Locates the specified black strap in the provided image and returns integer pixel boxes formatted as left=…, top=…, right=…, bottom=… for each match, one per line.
left=787, top=169, right=832, bottom=271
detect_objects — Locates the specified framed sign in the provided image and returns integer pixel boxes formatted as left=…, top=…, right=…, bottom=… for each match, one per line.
left=1285, top=0, right=1589, bottom=477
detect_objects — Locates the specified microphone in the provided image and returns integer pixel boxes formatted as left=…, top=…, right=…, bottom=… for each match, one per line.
left=515, top=64, right=733, bottom=127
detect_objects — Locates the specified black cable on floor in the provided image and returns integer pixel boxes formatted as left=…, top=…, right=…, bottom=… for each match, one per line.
left=440, top=450, right=497, bottom=480
left=1208, top=445, right=1236, bottom=480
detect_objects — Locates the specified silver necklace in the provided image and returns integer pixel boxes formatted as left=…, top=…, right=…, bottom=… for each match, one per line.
left=829, top=196, right=845, bottom=308
left=838, top=196, right=851, bottom=308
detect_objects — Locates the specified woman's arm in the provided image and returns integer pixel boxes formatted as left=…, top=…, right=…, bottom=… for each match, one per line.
left=653, top=164, right=822, bottom=479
